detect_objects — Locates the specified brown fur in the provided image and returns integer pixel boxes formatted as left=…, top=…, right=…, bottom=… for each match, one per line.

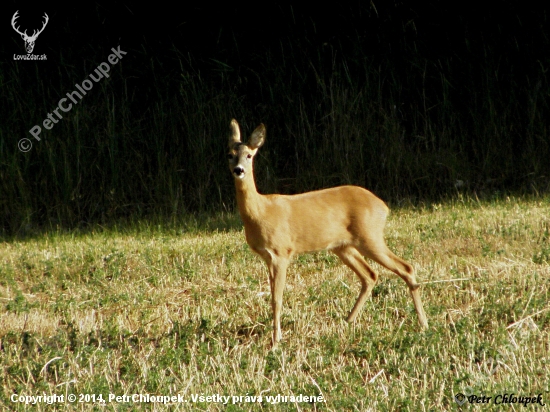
left=227, top=119, right=428, bottom=347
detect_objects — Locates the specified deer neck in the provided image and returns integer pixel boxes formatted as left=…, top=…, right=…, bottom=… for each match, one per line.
left=234, top=172, right=265, bottom=223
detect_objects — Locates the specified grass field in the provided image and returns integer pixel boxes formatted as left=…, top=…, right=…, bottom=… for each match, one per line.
left=1, top=196, right=549, bottom=411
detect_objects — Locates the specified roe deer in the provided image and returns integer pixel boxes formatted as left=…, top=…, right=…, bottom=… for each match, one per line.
left=227, top=119, right=428, bottom=347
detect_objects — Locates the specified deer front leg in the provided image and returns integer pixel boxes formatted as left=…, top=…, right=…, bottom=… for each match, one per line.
left=267, top=256, right=289, bottom=348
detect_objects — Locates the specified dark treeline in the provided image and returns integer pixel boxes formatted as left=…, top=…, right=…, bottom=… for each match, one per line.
left=1, top=2, right=549, bottom=236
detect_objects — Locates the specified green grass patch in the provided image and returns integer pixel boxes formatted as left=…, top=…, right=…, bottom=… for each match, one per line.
left=1, top=196, right=549, bottom=410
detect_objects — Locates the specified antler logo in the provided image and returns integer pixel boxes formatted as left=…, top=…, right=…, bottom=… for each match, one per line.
left=11, top=10, right=49, bottom=54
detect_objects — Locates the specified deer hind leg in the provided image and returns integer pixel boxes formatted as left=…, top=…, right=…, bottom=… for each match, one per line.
left=333, top=245, right=379, bottom=323
left=358, top=242, right=428, bottom=330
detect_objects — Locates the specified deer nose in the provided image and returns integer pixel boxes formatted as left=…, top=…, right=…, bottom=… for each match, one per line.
left=233, top=166, right=244, bottom=176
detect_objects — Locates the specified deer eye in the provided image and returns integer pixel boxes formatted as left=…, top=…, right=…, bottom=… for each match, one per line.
left=247, top=154, right=252, bottom=159
left=227, top=154, right=233, bottom=160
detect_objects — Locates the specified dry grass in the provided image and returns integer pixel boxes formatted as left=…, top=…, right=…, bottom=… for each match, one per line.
left=1, top=196, right=549, bottom=411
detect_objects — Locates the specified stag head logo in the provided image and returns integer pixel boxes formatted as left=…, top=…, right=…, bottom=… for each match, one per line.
left=11, top=10, right=49, bottom=54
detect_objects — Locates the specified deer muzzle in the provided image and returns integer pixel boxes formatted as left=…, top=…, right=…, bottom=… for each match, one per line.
left=233, top=166, right=245, bottom=178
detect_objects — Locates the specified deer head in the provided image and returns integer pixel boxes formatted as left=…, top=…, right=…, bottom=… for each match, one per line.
left=11, top=11, right=49, bottom=54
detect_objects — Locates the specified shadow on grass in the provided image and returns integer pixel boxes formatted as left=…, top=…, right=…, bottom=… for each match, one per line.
left=0, top=212, right=244, bottom=243
left=3, top=191, right=549, bottom=243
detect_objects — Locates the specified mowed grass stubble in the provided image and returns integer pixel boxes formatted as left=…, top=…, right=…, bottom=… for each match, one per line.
left=1, top=197, right=549, bottom=410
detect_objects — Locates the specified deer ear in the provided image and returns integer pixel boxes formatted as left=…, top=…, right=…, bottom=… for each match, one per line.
left=229, top=119, right=241, bottom=146
left=249, top=124, right=266, bottom=149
